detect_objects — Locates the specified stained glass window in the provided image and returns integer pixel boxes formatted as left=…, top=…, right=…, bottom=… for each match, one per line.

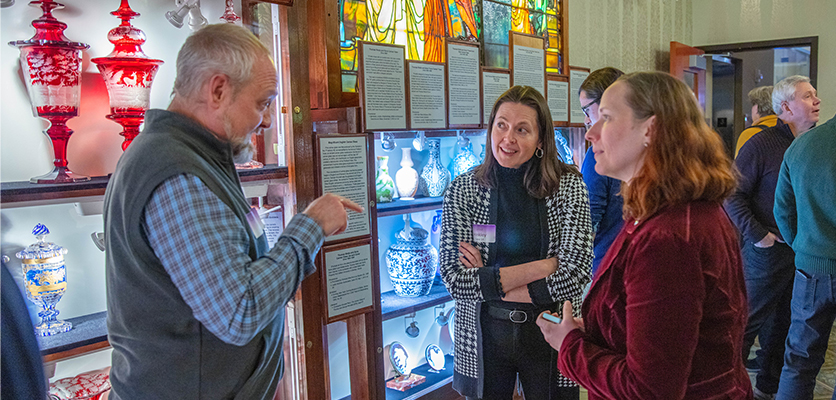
left=340, top=0, right=562, bottom=92
left=482, top=0, right=562, bottom=73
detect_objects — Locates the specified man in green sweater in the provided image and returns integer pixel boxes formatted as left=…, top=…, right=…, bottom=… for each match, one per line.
left=774, top=113, right=836, bottom=399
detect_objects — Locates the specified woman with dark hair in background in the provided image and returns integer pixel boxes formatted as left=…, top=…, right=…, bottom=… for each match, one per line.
left=538, top=72, right=752, bottom=399
left=440, top=85, right=593, bottom=400
left=579, top=67, right=625, bottom=277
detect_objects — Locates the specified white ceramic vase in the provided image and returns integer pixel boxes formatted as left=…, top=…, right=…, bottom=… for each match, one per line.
left=396, top=148, right=419, bottom=200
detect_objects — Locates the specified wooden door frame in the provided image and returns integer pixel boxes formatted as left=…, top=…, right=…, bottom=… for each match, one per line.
left=697, top=36, right=818, bottom=87
left=697, top=36, right=817, bottom=155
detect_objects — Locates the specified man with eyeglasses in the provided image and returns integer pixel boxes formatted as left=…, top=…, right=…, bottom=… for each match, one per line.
left=578, top=67, right=624, bottom=277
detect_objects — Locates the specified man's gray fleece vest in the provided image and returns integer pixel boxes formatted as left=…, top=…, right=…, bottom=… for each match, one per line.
left=104, top=110, right=281, bottom=400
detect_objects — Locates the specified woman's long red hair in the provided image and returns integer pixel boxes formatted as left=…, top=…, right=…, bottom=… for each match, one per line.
left=618, top=72, right=737, bottom=221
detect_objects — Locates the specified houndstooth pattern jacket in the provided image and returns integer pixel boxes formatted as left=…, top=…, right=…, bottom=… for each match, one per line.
left=440, top=169, right=593, bottom=398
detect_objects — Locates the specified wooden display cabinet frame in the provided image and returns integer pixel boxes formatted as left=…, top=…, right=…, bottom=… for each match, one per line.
left=287, top=0, right=571, bottom=398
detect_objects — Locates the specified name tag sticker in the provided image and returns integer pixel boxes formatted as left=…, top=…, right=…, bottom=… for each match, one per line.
left=472, top=224, right=496, bottom=243
left=246, top=208, right=265, bottom=239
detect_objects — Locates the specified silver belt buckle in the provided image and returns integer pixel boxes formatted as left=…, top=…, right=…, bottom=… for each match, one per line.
left=509, top=310, right=527, bottom=323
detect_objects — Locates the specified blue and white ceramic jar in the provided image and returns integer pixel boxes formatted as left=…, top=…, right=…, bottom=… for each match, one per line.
left=419, top=139, right=450, bottom=197
left=386, top=214, right=438, bottom=297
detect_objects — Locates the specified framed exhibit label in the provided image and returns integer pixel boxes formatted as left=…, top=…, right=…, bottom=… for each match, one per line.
left=446, top=39, right=481, bottom=128
left=322, top=242, right=374, bottom=322
left=569, top=66, right=591, bottom=126
left=318, top=134, right=371, bottom=243
left=408, top=61, right=447, bottom=129
left=481, top=68, right=510, bottom=125
left=509, top=32, right=546, bottom=98
left=359, top=42, right=407, bottom=131
left=548, top=74, right=570, bottom=125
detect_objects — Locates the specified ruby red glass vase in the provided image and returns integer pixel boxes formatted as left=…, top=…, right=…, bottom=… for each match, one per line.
left=220, top=0, right=240, bottom=23
left=9, top=0, right=90, bottom=183
left=92, top=0, right=163, bottom=151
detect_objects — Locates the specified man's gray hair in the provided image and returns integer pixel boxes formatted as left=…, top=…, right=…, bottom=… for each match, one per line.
left=748, top=86, right=775, bottom=116
left=772, top=75, right=811, bottom=117
left=173, top=24, right=272, bottom=100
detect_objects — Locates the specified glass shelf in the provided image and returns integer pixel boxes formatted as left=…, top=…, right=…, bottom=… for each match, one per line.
left=372, top=130, right=486, bottom=139
left=0, top=165, right=288, bottom=205
left=381, top=283, right=451, bottom=321
left=338, top=355, right=455, bottom=400
left=376, top=196, right=444, bottom=218
left=385, top=355, right=455, bottom=400
left=38, top=311, right=109, bottom=363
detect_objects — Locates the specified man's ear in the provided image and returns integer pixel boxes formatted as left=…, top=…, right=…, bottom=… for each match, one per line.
left=206, top=73, right=231, bottom=110
left=781, top=101, right=793, bottom=117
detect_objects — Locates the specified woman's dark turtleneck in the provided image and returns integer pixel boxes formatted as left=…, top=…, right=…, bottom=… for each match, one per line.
left=491, top=158, right=542, bottom=307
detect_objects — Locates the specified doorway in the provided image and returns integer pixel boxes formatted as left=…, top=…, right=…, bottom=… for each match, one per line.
left=709, top=55, right=742, bottom=155
left=698, top=37, right=818, bottom=155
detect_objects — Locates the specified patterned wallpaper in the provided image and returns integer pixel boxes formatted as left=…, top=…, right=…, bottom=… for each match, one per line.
left=567, top=0, right=693, bottom=74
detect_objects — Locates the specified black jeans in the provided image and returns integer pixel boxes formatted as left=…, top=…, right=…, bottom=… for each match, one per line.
left=470, top=305, right=579, bottom=400
left=741, top=240, right=795, bottom=394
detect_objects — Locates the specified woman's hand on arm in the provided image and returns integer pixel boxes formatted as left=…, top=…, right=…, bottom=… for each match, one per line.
left=458, top=242, right=484, bottom=268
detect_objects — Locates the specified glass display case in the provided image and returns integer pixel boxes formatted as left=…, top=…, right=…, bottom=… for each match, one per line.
left=0, top=0, right=290, bottom=390
left=1, top=0, right=575, bottom=398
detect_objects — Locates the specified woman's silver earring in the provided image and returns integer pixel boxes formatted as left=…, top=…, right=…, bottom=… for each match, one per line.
left=643, top=142, right=649, bottom=148
left=535, top=148, right=544, bottom=158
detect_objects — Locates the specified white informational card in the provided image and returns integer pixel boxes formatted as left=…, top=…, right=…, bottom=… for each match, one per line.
left=263, top=213, right=284, bottom=248
left=482, top=71, right=510, bottom=125
left=319, top=135, right=370, bottom=242
left=548, top=80, right=570, bottom=123
left=362, top=43, right=407, bottom=130
left=325, top=244, right=374, bottom=319
left=570, top=69, right=591, bottom=124
left=409, top=62, right=447, bottom=129
left=512, top=45, right=546, bottom=97
left=446, top=42, right=481, bottom=126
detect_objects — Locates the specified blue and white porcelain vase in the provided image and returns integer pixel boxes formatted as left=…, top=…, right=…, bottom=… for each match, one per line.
left=15, top=224, right=72, bottom=336
left=452, top=138, right=480, bottom=178
left=376, top=156, right=396, bottom=203
left=420, top=139, right=450, bottom=197
left=386, top=214, right=438, bottom=297
left=430, top=210, right=443, bottom=283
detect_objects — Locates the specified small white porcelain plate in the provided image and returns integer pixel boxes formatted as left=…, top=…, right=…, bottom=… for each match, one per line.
left=389, top=342, right=409, bottom=375
left=426, top=344, right=445, bottom=371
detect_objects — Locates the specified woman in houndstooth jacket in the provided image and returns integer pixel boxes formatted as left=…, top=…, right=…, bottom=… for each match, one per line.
left=439, top=85, right=593, bottom=400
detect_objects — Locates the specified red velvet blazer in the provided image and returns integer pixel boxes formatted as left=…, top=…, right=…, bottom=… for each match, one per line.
left=558, top=201, right=753, bottom=400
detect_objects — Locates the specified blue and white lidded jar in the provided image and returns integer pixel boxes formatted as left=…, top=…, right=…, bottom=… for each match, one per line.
left=386, top=214, right=438, bottom=297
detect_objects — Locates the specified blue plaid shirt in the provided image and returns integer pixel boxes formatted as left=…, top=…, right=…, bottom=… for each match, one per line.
left=143, top=174, right=323, bottom=346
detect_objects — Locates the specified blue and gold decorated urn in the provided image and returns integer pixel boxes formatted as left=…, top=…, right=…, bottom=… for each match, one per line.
left=15, top=223, right=72, bottom=336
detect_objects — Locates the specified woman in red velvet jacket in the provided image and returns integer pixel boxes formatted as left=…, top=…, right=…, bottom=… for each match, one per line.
left=537, top=71, right=753, bottom=400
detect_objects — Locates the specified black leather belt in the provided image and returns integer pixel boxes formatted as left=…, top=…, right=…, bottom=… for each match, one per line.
left=484, top=305, right=546, bottom=324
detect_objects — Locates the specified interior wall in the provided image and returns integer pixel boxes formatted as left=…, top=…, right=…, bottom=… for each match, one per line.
left=692, top=0, right=835, bottom=121
left=567, top=0, right=693, bottom=74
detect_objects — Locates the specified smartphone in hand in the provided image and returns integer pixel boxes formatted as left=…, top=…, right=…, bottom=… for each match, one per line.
left=541, top=313, right=562, bottom=324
